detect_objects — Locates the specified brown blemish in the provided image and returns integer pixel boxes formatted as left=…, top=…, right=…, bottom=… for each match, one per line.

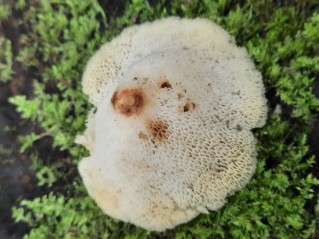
left=236, top=124, right=243, bottom=131
left=232, top=90, right=240, bottom=96
left=160, top=81, right=172, bottom=89
left=147, top=119, right=169, bottom=142
left=142, top=77, right=149, bottom=84
left=138, top=131, right=148, bottom=140
left=182, top=102, right=196, bottom=112
left=177, top=93, right=184, bottom=99
left=132, top=76, right=148, bottom=84
left=111, top=88, right=144, bottom=116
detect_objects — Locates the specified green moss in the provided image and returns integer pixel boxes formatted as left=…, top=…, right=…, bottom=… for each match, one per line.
left=3, top=0, right=319, bottom=238
left=0, top=37, right=13, bottom=83
left=0, top=0, right=11, bottom=20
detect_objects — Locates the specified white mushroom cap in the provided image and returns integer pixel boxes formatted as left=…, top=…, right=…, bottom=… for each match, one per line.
left=77, top=17, right=267, bottom=231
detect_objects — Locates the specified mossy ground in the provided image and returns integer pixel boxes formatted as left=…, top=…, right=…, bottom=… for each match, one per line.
left=0, top=0, right=318, bottom=238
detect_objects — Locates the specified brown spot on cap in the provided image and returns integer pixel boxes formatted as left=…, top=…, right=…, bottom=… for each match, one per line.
left=179, top=102, right=196, bottom=112
left=177, top=93, right=184, bottom=99
left=147, top=119, right=169, bottom=142
left=160, top=81, right=172, bottom=89
left=111, top=88, right=145, bottom=116
left=236, top=124, right=242, bottom=131
left=142, top=77, right=149, bottom=84
left=138, top=131, right=149, bottom=140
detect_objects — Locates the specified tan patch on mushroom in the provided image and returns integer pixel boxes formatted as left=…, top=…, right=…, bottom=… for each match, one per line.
left=96, top=188, right=121, bottom=209
left=111, top=88, right=145, bottom=116
left=138, top=131, right=149, bottom=140
left=147, top=119, right=169, bottom=142
left=142, top=77, right=149, bottom=84
left=177, top=93, right=184, bottom=99
left=112, top=193, right=120, bottom=208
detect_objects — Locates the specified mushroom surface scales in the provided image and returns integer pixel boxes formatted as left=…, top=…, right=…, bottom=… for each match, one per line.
left=76, top=17, right=267, bottom=231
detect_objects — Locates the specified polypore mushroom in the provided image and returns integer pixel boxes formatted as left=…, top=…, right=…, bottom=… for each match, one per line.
left=76, top=17, right=267, bottom=231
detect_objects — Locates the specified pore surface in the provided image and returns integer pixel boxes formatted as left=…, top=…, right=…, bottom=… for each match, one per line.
left=77, top=17, right=267, bottom=231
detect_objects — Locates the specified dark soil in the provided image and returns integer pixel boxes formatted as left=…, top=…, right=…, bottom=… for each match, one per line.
left=0, top=5, right=43, bottom=239
left=0, top=77, right=37, bottom=239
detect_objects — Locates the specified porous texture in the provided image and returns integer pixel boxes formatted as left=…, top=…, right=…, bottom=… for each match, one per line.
left=77, top=17, right=268, bottom=231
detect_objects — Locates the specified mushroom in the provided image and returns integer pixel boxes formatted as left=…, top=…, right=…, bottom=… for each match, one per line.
left=76, top=17, right=267, bottom=231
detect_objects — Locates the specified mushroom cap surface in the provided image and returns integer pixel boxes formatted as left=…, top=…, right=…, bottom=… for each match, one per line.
left=77, top=17, right=267, bottom=231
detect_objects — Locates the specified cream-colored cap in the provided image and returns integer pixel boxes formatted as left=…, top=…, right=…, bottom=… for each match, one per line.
left=77, top=17, right=267, bottom=231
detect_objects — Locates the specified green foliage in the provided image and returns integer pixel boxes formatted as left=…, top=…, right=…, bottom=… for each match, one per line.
left=9, top=82, right=87, bottom=153
left=0, top=0, right=11, bottom=20
left=12, top=189, right=152, bottom=239
left=0, top=1, right=13, bottom=84
left=246, top=11, right=319, bottom=122
left=0, top=37, right=13, bottom=83
left=3, top=0, right=318, bottom=238
left=0, top=143, right=15, bottom=164
left=12, top=193, right=120, bottom=239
